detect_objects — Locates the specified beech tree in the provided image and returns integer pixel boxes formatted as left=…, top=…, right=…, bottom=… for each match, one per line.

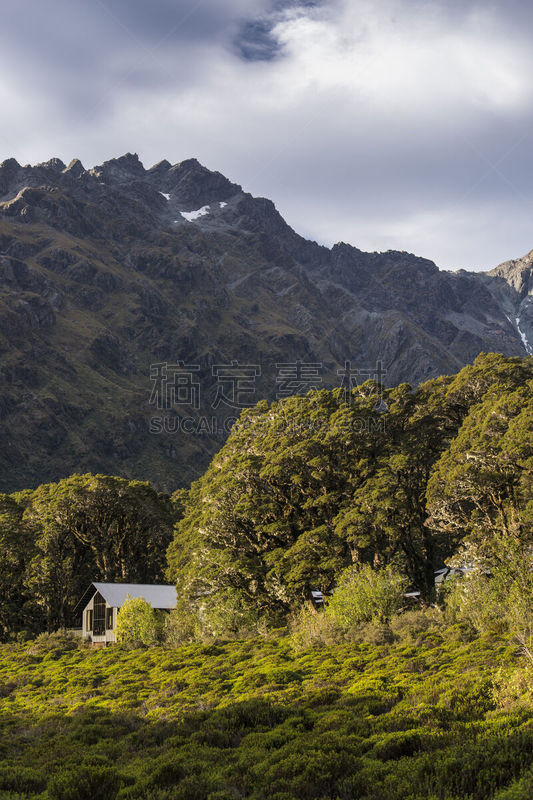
left=167, top=386, right=386, bottom=629
left=426, top=382, right=533, bottom=555
left=0, top=491, right=36, bottom=638
left=25, top=474, right=174, bottom=582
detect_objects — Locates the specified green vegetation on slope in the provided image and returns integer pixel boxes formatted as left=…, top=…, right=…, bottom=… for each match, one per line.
left=0, top=627, right=531, bottom=800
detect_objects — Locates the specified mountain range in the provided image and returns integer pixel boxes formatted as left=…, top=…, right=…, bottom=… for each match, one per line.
left=0, top=152, right=531, bottom=492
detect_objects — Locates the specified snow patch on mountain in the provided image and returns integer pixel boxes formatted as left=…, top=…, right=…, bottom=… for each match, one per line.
left=180, top=205, right=210, bottom=221
left=516, top=315, right=532, bottom=354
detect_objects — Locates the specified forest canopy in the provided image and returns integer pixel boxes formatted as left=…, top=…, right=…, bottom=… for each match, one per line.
left=167, top=353, right=533, bottom=636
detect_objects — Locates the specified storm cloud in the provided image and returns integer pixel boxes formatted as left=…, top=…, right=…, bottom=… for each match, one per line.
left=1, top=0, right=532, bottom=270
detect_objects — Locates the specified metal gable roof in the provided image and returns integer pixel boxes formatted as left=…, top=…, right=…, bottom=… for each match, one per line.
left=91, top=582, right=177, bottom=609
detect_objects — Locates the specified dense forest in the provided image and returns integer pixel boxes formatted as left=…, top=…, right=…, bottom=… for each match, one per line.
left=0, top=352, right=531, bottom=799
left=0, top=352, right=531, bottom=640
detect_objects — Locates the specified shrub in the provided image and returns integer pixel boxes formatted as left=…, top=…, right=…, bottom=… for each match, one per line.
left=492, top=666, right=533, bottom=710
left=116, top=595, right=162, bottom=647
left=289, top=605, right=342, bottom=649
left=389, top=607, right=442, bottom=643
left=443, top=538, right=533, bottom=659
left=163, top=603, right=199, bottom=647
left=47, top=766, right=121, bottom=800
left=371, top=730, right=423, bottom=761
left=165, top=590, right=266, bottom=644
left=350, top=620, right=395, bottom=645
left=0, top=765, right=47, bottom=794
left=196, top=589, right=263, bottom=641
left=27, top=629, right=83, bottom=656
left=443, top=571, right=506, bottom=635
left=493, top=769, right=533, bottom=800
left=326, top=564, right=407, bottom=631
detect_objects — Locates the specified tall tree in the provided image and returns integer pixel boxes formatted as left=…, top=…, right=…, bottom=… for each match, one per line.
left=23, top=482, right=94, bottom=630
left=168, top=387, right=386, bottom=629
left=426, top=381, right=533, bottom=557
left=0, top=491, right=36, bottom=638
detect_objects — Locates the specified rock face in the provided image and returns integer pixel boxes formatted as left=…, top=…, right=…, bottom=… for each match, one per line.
left=0, top=153, right=531, bottom=492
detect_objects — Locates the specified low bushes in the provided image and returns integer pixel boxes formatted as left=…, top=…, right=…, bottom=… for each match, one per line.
left=0, top=627, right=530, bottom=800
left=47, top=766, right=122, bottom=800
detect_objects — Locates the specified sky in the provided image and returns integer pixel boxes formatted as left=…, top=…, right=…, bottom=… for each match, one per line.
left=1, top=0, right=532, bottom=271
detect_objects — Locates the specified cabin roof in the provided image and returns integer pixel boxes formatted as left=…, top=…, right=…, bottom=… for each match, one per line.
left=76, top=582, right=177, bottom=611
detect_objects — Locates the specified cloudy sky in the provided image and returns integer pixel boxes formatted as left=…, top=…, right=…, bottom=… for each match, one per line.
left=1, top=0, right=532, bottom=270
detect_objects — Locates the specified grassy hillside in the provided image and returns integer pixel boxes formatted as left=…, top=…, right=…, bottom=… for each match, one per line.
left=0, top=628, right=531, bottom=800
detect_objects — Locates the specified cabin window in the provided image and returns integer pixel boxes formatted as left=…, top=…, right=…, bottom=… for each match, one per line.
left=106, top=608, right=114, bottom=630
left=86, top=609, right=93, bottom=631
left=93, top=592, right=106, bottom=636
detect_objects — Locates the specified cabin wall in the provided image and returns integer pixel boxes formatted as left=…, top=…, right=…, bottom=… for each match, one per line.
left=82, top=595, right=117, bottom=645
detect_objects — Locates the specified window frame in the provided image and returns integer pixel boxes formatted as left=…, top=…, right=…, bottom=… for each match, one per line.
left=93, top=592, right=106, bottom=636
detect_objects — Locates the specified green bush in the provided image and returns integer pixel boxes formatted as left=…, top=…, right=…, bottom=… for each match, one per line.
left=389, top=607, right=442, bottom=643
left=47, top=766, right=121, bottom=800
left=145, top=758, right=186, bottom=789
left=442, top=538, right=533, bottom=662
left=196, top=589, right=263, bottom=641
left=326, top=563, right=407, bottom=630
left=494, top=769, right=533, bottom=800
left=289, top=604, right=342, bottom=649
left=492, top=666, right=533, bottom=709
left=28, top=629, right=82, bottom=656
left=371, top=730, right=423, bottom=761
left=0, top=765, right=47, bottom=794
left=163, top=603, right=199, bottom=647
left=116, top=595, right=162, bottom=647
left=443, top=571, right=507, bottom=635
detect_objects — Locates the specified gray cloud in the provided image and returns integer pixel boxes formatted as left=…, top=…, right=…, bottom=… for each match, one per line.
left=235, top=19, right=283, bottom=61
left=234, top=0, right=327, bottom=60
left=0, top=0, right=532, bottom=270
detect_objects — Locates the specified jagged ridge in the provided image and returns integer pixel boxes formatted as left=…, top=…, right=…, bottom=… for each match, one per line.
left=0, top=153, right=531, bottom=491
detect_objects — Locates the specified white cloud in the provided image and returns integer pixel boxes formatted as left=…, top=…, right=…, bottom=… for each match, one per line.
left=263, top=1, right=533, bottom=118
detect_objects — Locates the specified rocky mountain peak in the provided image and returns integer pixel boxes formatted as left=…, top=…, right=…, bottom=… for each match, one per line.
left=0, top=157, right=21, bottom=173
left=147, top=159, right=172, bottom=176
left=487, top=249, right=533, bottom=297
left=90, top=152, right=145, bottom=183
left=165, top=158, right=243, bottom=209
left=63, top=158, right=86, bottom=178
left=0, top=158, right=22, bottom=196
left=37, top=158, right=66, bottom=173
